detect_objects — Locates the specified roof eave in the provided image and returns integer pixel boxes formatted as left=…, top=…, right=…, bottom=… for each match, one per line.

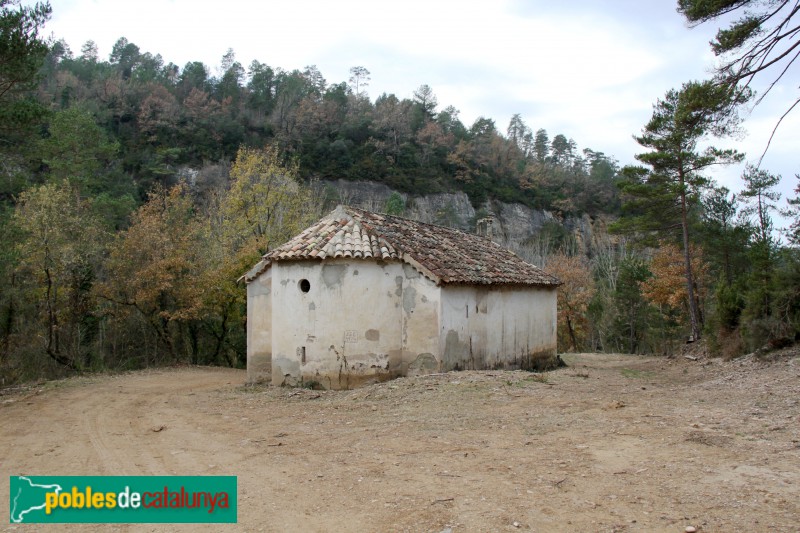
left=400, top=252, right=442, bottom=285
left=440, top=280, right=561, bottom=288
left=242, top=258, right=271, bottom=284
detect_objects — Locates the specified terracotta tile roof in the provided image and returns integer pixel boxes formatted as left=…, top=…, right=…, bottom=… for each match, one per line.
left=244, top=205, right=560, bottom=287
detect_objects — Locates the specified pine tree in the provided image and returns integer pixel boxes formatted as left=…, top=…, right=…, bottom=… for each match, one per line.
left=616, top=81, right=746, bottom=340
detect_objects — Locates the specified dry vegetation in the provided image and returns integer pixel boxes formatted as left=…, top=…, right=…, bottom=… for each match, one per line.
left=2, top=350, right=799, bottom=532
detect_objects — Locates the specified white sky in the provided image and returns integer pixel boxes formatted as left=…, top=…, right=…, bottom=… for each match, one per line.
left=40, top=0, right=799, bottom=223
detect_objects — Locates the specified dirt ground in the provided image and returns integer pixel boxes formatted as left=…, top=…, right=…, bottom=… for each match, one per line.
left=2, top=351, right=799, bottom=532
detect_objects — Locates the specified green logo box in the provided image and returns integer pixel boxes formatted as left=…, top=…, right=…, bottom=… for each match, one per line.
left=9, top=476, right=237, bottom=523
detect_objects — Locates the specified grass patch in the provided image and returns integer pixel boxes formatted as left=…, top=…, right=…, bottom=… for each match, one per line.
left=620, top=368, right=654, bottom=379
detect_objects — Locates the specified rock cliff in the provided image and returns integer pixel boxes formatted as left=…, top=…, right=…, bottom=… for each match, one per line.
left=321, top=179, right=611, bottom=266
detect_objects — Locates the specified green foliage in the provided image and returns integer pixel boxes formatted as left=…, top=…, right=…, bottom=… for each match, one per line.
left=91, top=192, right=137, bottom=230
left=40, top=107, right=119, bottom=190
left=678, top=0, right=798, bottom=130
left=677, top=1, right=749, bottom=23
left=610, top=257, right=654, bottom=353
left=0, top=0, right=51, bottom=195
left=740, top=164, right=781, bottom=244
left=785, top=174, right=800, bottom=246
left=711, top=16, right=761, bottom=55
left=620, top=368, right=653, bottom=379
left=613, top=165, right=679, bottom=243
left=384, top=191, right=405, bottom=215
left=0, top=0, right=51, bottom=141
left=738, top=250, right=800, bottom=352
left=697, top=167, right=800, bottom=357
left=699, top=186, right=750, bottom=286
left=587, top=252, right=668, bottom=355
left=714, top=280, right=746, bottom=330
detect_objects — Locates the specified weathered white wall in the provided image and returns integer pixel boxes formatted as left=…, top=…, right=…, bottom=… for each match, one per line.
left=267, top=259, right=440, bottom=389
left=246, top=268, right=272, bottom=383
left=439, top=285, right=557, bottom=371
left=248, top=259, right=558, bottom=387
left=398, top=264, right=441, bottom=376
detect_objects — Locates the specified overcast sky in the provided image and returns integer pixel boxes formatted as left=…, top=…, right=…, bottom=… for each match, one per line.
left=41, top=0, right=799, bottom=218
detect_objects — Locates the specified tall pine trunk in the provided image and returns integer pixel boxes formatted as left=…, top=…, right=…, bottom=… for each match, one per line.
left=679, top=172, right=701, bottom=341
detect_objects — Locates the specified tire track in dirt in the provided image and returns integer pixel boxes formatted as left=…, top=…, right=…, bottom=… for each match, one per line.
left=126, top=369, right=244, bottom=476
left=41, top=368, right=243, bottom=477
left=66, top=379, right=166, bottom=475
left=81, top=404, right=126, bottom=474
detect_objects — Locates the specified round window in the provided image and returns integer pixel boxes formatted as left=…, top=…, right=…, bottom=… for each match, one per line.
left=298, top=279, right=311, bottom=293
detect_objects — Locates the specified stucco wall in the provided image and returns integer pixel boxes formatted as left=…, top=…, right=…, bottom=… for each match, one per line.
left=248, top=259, right=558, bottom=387
left=439, top=285, right=558, bottom=371
left=398, top=264, right=441, bottom=376
left=267, top=259, right=440, bottom=389
left=246, top=268, right=272, bottom=383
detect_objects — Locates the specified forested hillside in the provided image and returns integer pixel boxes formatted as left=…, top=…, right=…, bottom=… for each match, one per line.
left=1, top=1, right=798, bottom=384
left=20, top=38, right=621, bottom=214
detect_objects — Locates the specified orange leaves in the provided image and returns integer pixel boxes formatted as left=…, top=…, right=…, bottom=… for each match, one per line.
left=138, top=83, right=179, bottom=141
left=640, top=242, right=707, bottom=312
left=182, top=88, right=222, bottom=121
left=100, top=183, right=206, bottom=323
left=446, top=141, right=477, bottom=183
left=547, top=252, right=596, bottom=351
left=549, top=253, right=595, bottom=316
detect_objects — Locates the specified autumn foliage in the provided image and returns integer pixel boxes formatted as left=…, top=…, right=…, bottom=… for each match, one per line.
left=547, top=252, right=595, bottom=351
left=640, top=242, right=708, bottom=325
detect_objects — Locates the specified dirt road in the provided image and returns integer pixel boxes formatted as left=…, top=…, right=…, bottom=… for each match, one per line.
left=2, top=352, right=799, bottom=532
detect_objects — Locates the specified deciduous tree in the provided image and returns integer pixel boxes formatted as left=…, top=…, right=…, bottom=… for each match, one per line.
left=98, top=184, right=205, bottom=362
left=547, top=252, right=596, bottom=351
left=216, top=146, right=321, bottom=263
left=200, top=146, right=322, bottom=365
left=14, top=182, right=107, bottom=371
left=641, top=242, right=708, bottom=331
left=138, top=83, right=180, bottom=143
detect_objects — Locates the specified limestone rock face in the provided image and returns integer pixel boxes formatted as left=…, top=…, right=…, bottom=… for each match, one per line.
left=321, top=179, right=613, bottom=265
